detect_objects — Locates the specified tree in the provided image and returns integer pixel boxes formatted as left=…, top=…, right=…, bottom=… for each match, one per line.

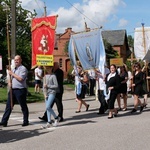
left=0, top=0, right=36, bottom=73
left=15, top=0, right=36, bottom=70
left=126, top=35, right=135, bottom=71
left=0, top=0, right=8, bottom=73
left=127, top=35, right=134, bottom=47
left=103, top=39, right=118, bottom=65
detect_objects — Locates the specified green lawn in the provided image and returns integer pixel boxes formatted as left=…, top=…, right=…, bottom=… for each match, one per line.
left=0, top=84, right=74, bottom=103
left=0, top=87, right=44, bottom=103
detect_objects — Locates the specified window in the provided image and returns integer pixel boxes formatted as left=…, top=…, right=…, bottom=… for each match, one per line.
left=59, top=58, right=62, bottom=67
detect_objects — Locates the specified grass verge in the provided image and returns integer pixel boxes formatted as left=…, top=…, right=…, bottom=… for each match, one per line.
left=0, top=87, right=44, bottom=103
left=0, top=84, right=75, bottom=103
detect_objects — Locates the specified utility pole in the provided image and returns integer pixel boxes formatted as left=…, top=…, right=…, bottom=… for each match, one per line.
left=44, top=3, right=47, bottom=17
left=11, top=0, right=16, bottom=59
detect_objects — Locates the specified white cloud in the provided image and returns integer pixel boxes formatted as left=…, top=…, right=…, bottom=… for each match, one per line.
left=50, top=0, right=125, bottom=33
left=20, top=0, right=45, bottom=15
left=118, top=18, right=128, bottom=27
left=20, top=0, right=125, bottom=33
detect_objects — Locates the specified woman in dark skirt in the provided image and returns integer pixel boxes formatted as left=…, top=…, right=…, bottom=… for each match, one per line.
left=105, top=64, right=121, bottom=119
left=117, top=65, right=128, bottom=111
left=130, top=62, right=144, bottom=113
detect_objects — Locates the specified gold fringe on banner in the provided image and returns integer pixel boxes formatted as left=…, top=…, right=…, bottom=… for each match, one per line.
left=31, top=15, right=58, bottom=32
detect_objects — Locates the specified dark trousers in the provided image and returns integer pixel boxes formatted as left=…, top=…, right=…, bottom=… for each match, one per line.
left=1, top=89, right=29, bottom=124
left=89, top=79, right=96, bottom=95
left=43, top=93, right=63, bottom=120
left=98, top=90, right=108, bottom=113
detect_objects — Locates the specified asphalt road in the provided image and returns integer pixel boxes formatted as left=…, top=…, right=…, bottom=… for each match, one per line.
left=0, top=88, right=150, bottom=150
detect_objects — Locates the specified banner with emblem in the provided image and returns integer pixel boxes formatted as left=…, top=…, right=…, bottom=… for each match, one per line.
left=68, top=29, right=105, bottom=73
left=31, top=15, right=57, bottom=68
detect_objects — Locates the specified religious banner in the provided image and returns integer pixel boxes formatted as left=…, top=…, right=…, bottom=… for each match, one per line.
left=31, top=15, right=57, bottom=68
left=68, top=29, right=106, bottom=74
left=134, top=27, right=150, bottom=60
left=68, top=37, right=77, bottom=67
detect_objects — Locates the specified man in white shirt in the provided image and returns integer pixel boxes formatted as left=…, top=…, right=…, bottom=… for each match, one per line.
left=96, top=67, right=110, bottom=114
left=34, top=66, right=43, bottom=93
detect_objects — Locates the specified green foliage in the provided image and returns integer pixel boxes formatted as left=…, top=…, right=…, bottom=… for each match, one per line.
left=64, top=41, right=69, bottom=53
left=103, top=39, right=118, bottom=65
left=0, top=0, right=36, bottom=71
left=125, top=35, right=135, bottom=70
left=0, top=87, right=44, bottom=103
left=127, top=35, right=134, bottom=47
left=0, top=0, right=8, bottom=71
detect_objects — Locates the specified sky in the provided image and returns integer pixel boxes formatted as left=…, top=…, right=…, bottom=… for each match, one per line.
left=21, top=0, right=150, bottom=36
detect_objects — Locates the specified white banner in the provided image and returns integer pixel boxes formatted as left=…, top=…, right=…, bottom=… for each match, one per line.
left=134, top=27, right=150, bottom=60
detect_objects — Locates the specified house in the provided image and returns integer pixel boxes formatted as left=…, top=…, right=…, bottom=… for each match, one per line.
left=53, top=28, right=75, bottom=79
left=101, top=29, right=131, bottom=63
left=54, top=28, right=130, bottom=79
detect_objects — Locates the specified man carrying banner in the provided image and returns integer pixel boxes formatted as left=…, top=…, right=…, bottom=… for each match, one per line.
left=96, top=66, right=110, bottom=114
left=0, top=55, right=29, bottom=127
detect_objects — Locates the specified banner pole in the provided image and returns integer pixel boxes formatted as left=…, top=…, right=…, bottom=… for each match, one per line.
left=5, top=4, right=13, bottom=109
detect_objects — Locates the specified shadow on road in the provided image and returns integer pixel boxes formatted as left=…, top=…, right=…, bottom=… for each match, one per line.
left=0, top=126, right=50, bottom=143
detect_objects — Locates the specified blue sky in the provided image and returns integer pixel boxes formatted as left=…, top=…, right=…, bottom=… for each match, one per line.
left=21, top=0, right=150, bottom=36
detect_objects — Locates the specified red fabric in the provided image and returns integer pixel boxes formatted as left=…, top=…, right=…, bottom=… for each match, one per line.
left=31, top=16, right=57, bottom=68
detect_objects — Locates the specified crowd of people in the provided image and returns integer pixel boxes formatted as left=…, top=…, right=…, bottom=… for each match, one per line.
left=0, top=55, right=149, bottom=128
left=0, top=55, right=64, bottom=129
left=72, top=62, right=149, bottom=119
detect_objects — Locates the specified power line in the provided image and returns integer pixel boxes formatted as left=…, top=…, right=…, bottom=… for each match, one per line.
left=65, top=0, right=100, bottom=28
left=34, top=0, right=44, bottom=16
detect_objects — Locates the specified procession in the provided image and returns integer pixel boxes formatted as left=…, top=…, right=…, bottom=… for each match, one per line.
left=1, top=0, right=150, bottom=150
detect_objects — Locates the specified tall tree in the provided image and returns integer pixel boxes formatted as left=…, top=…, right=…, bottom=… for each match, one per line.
left=15, top=0, right=36, bottom=70
left=127, top=35, right=134, bottom=48
left=103, top=39, right=118, bottom=65
left=0, top=0, right=36, bottom=72
left=0, top=0, right=8, bottom=73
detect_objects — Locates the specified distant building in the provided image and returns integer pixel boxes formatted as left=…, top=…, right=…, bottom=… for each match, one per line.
left=53, top=28, right=75, bottom=79
left=101, top=29, right=131, bottom=62
left=54, top=28, right=130, bottom=79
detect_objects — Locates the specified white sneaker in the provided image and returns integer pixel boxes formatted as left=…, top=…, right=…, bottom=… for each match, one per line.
left=52, top=119, right=58, bottom=127
left=41, top=122, right=52, bottom=129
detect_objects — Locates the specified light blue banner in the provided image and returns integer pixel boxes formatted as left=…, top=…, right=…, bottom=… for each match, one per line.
left=68, top=29, right=106, bottom=74
left=68, top=37, right=77, bottom=66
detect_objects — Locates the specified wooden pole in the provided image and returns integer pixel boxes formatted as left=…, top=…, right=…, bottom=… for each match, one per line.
left=11, top=0, right=16, bottom=59
left=129, top=47, right=134, bottom=92
left=142, top=23, right=149, bottom=92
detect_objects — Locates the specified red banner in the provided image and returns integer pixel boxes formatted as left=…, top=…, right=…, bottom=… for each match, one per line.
left=31, top=15, right=57, bottom=68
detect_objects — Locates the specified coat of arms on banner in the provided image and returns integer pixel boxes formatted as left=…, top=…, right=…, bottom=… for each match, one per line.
left=38, top=35, right=49, bottom=53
